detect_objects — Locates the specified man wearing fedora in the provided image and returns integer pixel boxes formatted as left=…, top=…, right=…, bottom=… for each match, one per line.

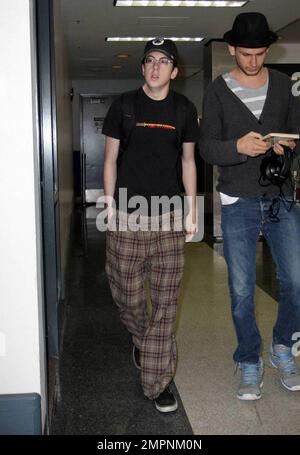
left=200, top=12, right=300, bottom=400
left=102, top=38, right=199, bottom=412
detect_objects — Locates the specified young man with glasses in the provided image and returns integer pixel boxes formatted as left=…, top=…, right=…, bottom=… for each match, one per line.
left=200, top=12, right=300, bottom=401
left=102, top=38, right=199, bottom=412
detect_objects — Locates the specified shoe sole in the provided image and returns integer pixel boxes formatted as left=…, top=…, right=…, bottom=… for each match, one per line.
left=154, top=401, right=178, bottom=413
left=132, top=346, right=141, bottom=370
left=269, top=355, right=300, bottom=391
left=237, top=381, right=263, bottom=401
left=237, top=393, right=262, bottom=401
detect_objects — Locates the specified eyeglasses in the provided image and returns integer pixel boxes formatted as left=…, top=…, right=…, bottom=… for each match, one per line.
left=144, top=56, right=174, bottom=66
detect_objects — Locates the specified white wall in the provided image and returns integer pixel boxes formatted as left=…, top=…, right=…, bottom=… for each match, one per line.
left=0, top=0, right=46, bottom=426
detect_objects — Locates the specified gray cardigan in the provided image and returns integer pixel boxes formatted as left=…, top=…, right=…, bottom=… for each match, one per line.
left=199, top=68, right=300, bottom=197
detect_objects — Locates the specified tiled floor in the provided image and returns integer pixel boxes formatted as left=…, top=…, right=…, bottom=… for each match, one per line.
left=50, top=208, right=192, bottom=435
left=175, top=242, right=300, bottom=435
left=50, top=207, right=300, bottom=435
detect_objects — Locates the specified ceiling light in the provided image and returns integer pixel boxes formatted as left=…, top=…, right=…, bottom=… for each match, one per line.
left=114, top=1, right=249, bottom=7
left=107, top=37, right=204, bottom=42
left=115, top=53, right=131, bottom=58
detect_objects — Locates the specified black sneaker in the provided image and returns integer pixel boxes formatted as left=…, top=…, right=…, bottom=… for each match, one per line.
left=132, top=345, right=141, bottom=369
left=154, top=386, right=178, bottom=413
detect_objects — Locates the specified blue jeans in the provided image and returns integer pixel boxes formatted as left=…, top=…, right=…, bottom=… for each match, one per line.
left=221, top=197, right=300, bottom=364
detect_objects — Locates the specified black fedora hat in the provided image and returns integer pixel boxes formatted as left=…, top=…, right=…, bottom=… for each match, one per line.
left=223, top=12, right=278, bottom=48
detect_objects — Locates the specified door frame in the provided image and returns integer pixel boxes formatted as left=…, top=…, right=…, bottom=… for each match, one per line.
left=36, top=0, right=61, bottom=360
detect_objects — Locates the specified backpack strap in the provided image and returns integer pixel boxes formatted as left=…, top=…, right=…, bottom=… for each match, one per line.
left=120, top=90, right=138, bottom=151
left=173, top=91, right=189, bottom=152
left=172, top=92, right=189, bottom=190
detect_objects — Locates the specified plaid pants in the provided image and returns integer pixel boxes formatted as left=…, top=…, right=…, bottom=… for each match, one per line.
left=105, top=210, right=185, bottom=400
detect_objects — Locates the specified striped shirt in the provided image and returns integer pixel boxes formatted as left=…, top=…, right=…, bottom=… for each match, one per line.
left=219, top=72, right=269, bottom=204
left=223, top=72, right=268, bottom=119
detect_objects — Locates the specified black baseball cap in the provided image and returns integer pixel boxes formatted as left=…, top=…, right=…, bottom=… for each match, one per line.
left=142, top=38, right=178, bottom=66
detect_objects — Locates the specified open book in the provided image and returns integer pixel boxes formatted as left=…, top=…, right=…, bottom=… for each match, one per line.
left=262, top=133, right=299, bottom=145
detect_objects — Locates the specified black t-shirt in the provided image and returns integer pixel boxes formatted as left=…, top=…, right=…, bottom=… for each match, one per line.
left=102, top=87, right=199, bottom=212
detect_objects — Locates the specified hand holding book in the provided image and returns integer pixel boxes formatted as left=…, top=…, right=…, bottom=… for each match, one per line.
left=261, top=133, right=299, bottom=156
left=262, top=133, right=299, bottom=146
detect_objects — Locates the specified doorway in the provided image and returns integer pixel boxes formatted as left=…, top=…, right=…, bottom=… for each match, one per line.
left=80, top=94, right=118, bottom=205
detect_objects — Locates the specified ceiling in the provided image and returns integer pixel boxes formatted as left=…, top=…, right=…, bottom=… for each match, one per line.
left=60, top=0, right=300, bottom=80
